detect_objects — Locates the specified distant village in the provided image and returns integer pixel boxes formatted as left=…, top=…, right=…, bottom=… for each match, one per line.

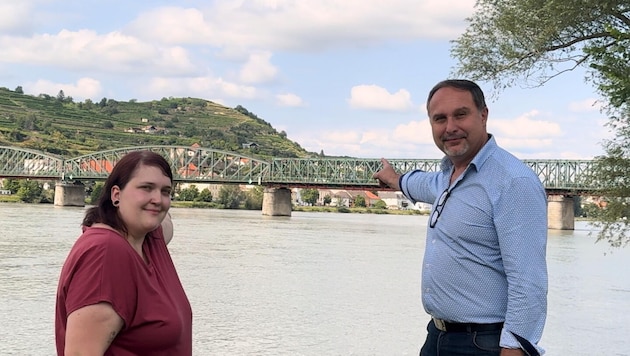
left=124, top=117, right=164, bottom=134
left=176, top=181, right=433, bottom=211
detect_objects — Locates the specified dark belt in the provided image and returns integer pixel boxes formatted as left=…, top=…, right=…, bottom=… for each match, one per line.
left=432, top=318, right=503, bottom=333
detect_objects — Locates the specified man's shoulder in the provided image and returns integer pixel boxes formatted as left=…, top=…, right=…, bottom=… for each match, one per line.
left=486, top=148, right=540, bottom=180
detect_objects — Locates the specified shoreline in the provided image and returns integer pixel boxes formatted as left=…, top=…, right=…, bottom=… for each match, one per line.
left=0, top=197, right=429, bottom=216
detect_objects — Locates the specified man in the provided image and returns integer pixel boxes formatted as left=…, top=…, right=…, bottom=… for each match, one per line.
left=373, top=80, right=547, bottom=355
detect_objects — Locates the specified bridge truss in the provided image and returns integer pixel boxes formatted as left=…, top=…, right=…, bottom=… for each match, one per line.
left=0, top=145, right=598, bottom=192
left=0, top=146, right=64, bottom=179
left=64, top=146, right=270, bottom=183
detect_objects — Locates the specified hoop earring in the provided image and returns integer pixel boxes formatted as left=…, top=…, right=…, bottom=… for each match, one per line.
left=113, top=200, right=120, bottom=207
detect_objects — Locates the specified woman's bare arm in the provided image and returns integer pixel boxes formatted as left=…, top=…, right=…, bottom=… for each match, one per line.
left=162, top=212, right=174, bottom=245
left=65, top=302, right=124, bottom=355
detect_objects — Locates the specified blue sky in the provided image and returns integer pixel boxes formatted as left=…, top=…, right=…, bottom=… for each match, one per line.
left=0, top=0, right=610, bottom=159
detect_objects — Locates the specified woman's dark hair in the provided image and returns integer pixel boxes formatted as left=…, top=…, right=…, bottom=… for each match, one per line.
left=83, top=150, right=173, bottom=234
left=426, top=79, right=487, bottom=112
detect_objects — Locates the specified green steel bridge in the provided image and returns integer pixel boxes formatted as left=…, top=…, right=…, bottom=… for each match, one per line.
left=0, top=145, right=597, bottom=192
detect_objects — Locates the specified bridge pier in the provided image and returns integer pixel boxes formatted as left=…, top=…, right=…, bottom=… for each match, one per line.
left=262, top=187, right=292, bottom=216
left=54, top=181, right=86, bottom=207
left=548, top=195, right=574, bottom=230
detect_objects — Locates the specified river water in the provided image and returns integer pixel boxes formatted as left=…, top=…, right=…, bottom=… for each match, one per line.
left=0, top=203, right=629, bottom=356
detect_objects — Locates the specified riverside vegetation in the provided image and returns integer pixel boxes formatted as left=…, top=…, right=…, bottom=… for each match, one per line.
left=0, top=86, right=425, bottom=215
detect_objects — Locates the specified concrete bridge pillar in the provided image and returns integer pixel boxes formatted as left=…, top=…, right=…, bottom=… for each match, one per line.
left=262, top=187, right=292, bottom=216
left=54, top=181, right=86, bottom=207
left=547, top=195, right=574, bottom=230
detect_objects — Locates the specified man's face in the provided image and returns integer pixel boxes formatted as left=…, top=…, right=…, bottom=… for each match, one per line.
left=427, top=87, right=488, bottom=165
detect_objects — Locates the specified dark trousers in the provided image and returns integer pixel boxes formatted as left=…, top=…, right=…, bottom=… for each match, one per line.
left=419, top=320, right=501, bottom=356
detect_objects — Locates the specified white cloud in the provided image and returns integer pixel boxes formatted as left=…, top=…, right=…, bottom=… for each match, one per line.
left=568, top=98, right=602, bottom=112
left=25, top=77, right=102, bottom=101
left=144, top=76, right=259, bottom=100
left=489, top=110, right=562, bottom=139
left=239, top=51, right=278, bottom=84
left=125, top=7, right=215, bottom=46
left=276, top=93, right=305, bottom=107
left=291, top=121, right=442, bottom=159
left=391, top=120, right=433, bottom=145
left=0, top=29, right=197, bottom=75
left=0, top=2, right=33, bottom=35
left=349, top=85, right=415, bottom=111
left=127, top=1, right=475, bottom=51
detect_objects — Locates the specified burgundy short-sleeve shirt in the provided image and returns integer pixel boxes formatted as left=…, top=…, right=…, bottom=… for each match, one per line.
left=55, top=226, right=192, bottom=355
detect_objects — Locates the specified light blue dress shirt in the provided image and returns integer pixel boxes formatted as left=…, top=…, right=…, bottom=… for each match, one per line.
left=399, top=135, right=548, bottom=354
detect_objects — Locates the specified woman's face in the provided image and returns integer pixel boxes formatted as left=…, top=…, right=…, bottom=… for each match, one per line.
left=111, top=164, right=172, bottom=239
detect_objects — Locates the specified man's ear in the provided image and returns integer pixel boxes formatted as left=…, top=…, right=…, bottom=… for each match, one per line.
left=481, top=107, right=488, bottom=127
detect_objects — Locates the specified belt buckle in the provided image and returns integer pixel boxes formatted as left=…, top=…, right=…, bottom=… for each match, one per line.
left=433, top=318, right=447, bottom=332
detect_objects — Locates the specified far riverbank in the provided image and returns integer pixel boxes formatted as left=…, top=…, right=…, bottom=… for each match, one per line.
left=0, top=195, right=429, bottom=216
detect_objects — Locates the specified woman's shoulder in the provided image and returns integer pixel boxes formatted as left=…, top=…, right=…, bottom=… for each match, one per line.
left=74, top=225, right=128, bottom=251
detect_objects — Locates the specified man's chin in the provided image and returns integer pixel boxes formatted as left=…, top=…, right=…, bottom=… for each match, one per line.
left=444, top=146, right=469, bottom=158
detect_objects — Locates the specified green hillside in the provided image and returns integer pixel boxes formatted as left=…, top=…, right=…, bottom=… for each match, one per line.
left=0, top=86, right=313, bottom=159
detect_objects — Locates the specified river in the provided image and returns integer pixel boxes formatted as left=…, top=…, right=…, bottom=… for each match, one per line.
left=0, top=203, right=629, bottom=355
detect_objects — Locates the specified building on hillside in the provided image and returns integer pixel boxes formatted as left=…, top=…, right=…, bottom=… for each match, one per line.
left=242, top=142, right=259, bottom=149
left=143, top=125, right=158, bottom=134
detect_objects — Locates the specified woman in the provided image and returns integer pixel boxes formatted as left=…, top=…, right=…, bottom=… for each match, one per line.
left=55, top=151, right=192, bottom=355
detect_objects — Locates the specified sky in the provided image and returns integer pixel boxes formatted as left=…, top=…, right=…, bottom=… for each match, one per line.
left=0, top=0, right=612, bottom=160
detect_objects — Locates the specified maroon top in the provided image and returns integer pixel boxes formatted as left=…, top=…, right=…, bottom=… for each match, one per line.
left=55, top=226, right=192, bottom=355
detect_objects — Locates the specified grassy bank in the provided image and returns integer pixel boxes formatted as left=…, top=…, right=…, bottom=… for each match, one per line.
left=0, top=195, right=21, bottom=203
left=292, top=205, right=429, bottom=215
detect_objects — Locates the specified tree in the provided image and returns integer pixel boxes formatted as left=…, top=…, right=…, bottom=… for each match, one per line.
left=2, top=178, right=20, bottom=194
left=178, top=185, right=199, bottom=201
left=451, top=1, right=629, bottom=92
left=373, top=200, right=387, bottom=209
left=217, top=185, right=244, bottom=209
left=197, top=188, right=213, bottom=202
left=354, top=195, right=366, bottom=208
left=300, top=188, right=319, bottom=206
left=90, top=182, right=104, bottom=204
left=14, top=86, right=23, bottom=94
left=57, top=90, right=66, bottom=102
left=451, top=0, right=630, bottom=247
left=17, top=180, right=43, bottom=203
left=244, top=186, right=264, bottom=210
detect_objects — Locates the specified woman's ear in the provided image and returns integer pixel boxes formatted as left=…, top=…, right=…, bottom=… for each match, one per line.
left=111, top=185, right=121, bottom=203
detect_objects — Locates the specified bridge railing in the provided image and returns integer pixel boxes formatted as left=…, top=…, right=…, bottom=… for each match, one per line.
left=267, top=158, right=442, bottom=188
left=0, top=145, right=602, bottom=192
left=524, top=160, right=596, bottom=191
left=61, top=146, right=271, bottom=183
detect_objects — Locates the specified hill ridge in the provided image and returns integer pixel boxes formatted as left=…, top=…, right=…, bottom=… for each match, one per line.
left=0, top=86, right=313, bottom=159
